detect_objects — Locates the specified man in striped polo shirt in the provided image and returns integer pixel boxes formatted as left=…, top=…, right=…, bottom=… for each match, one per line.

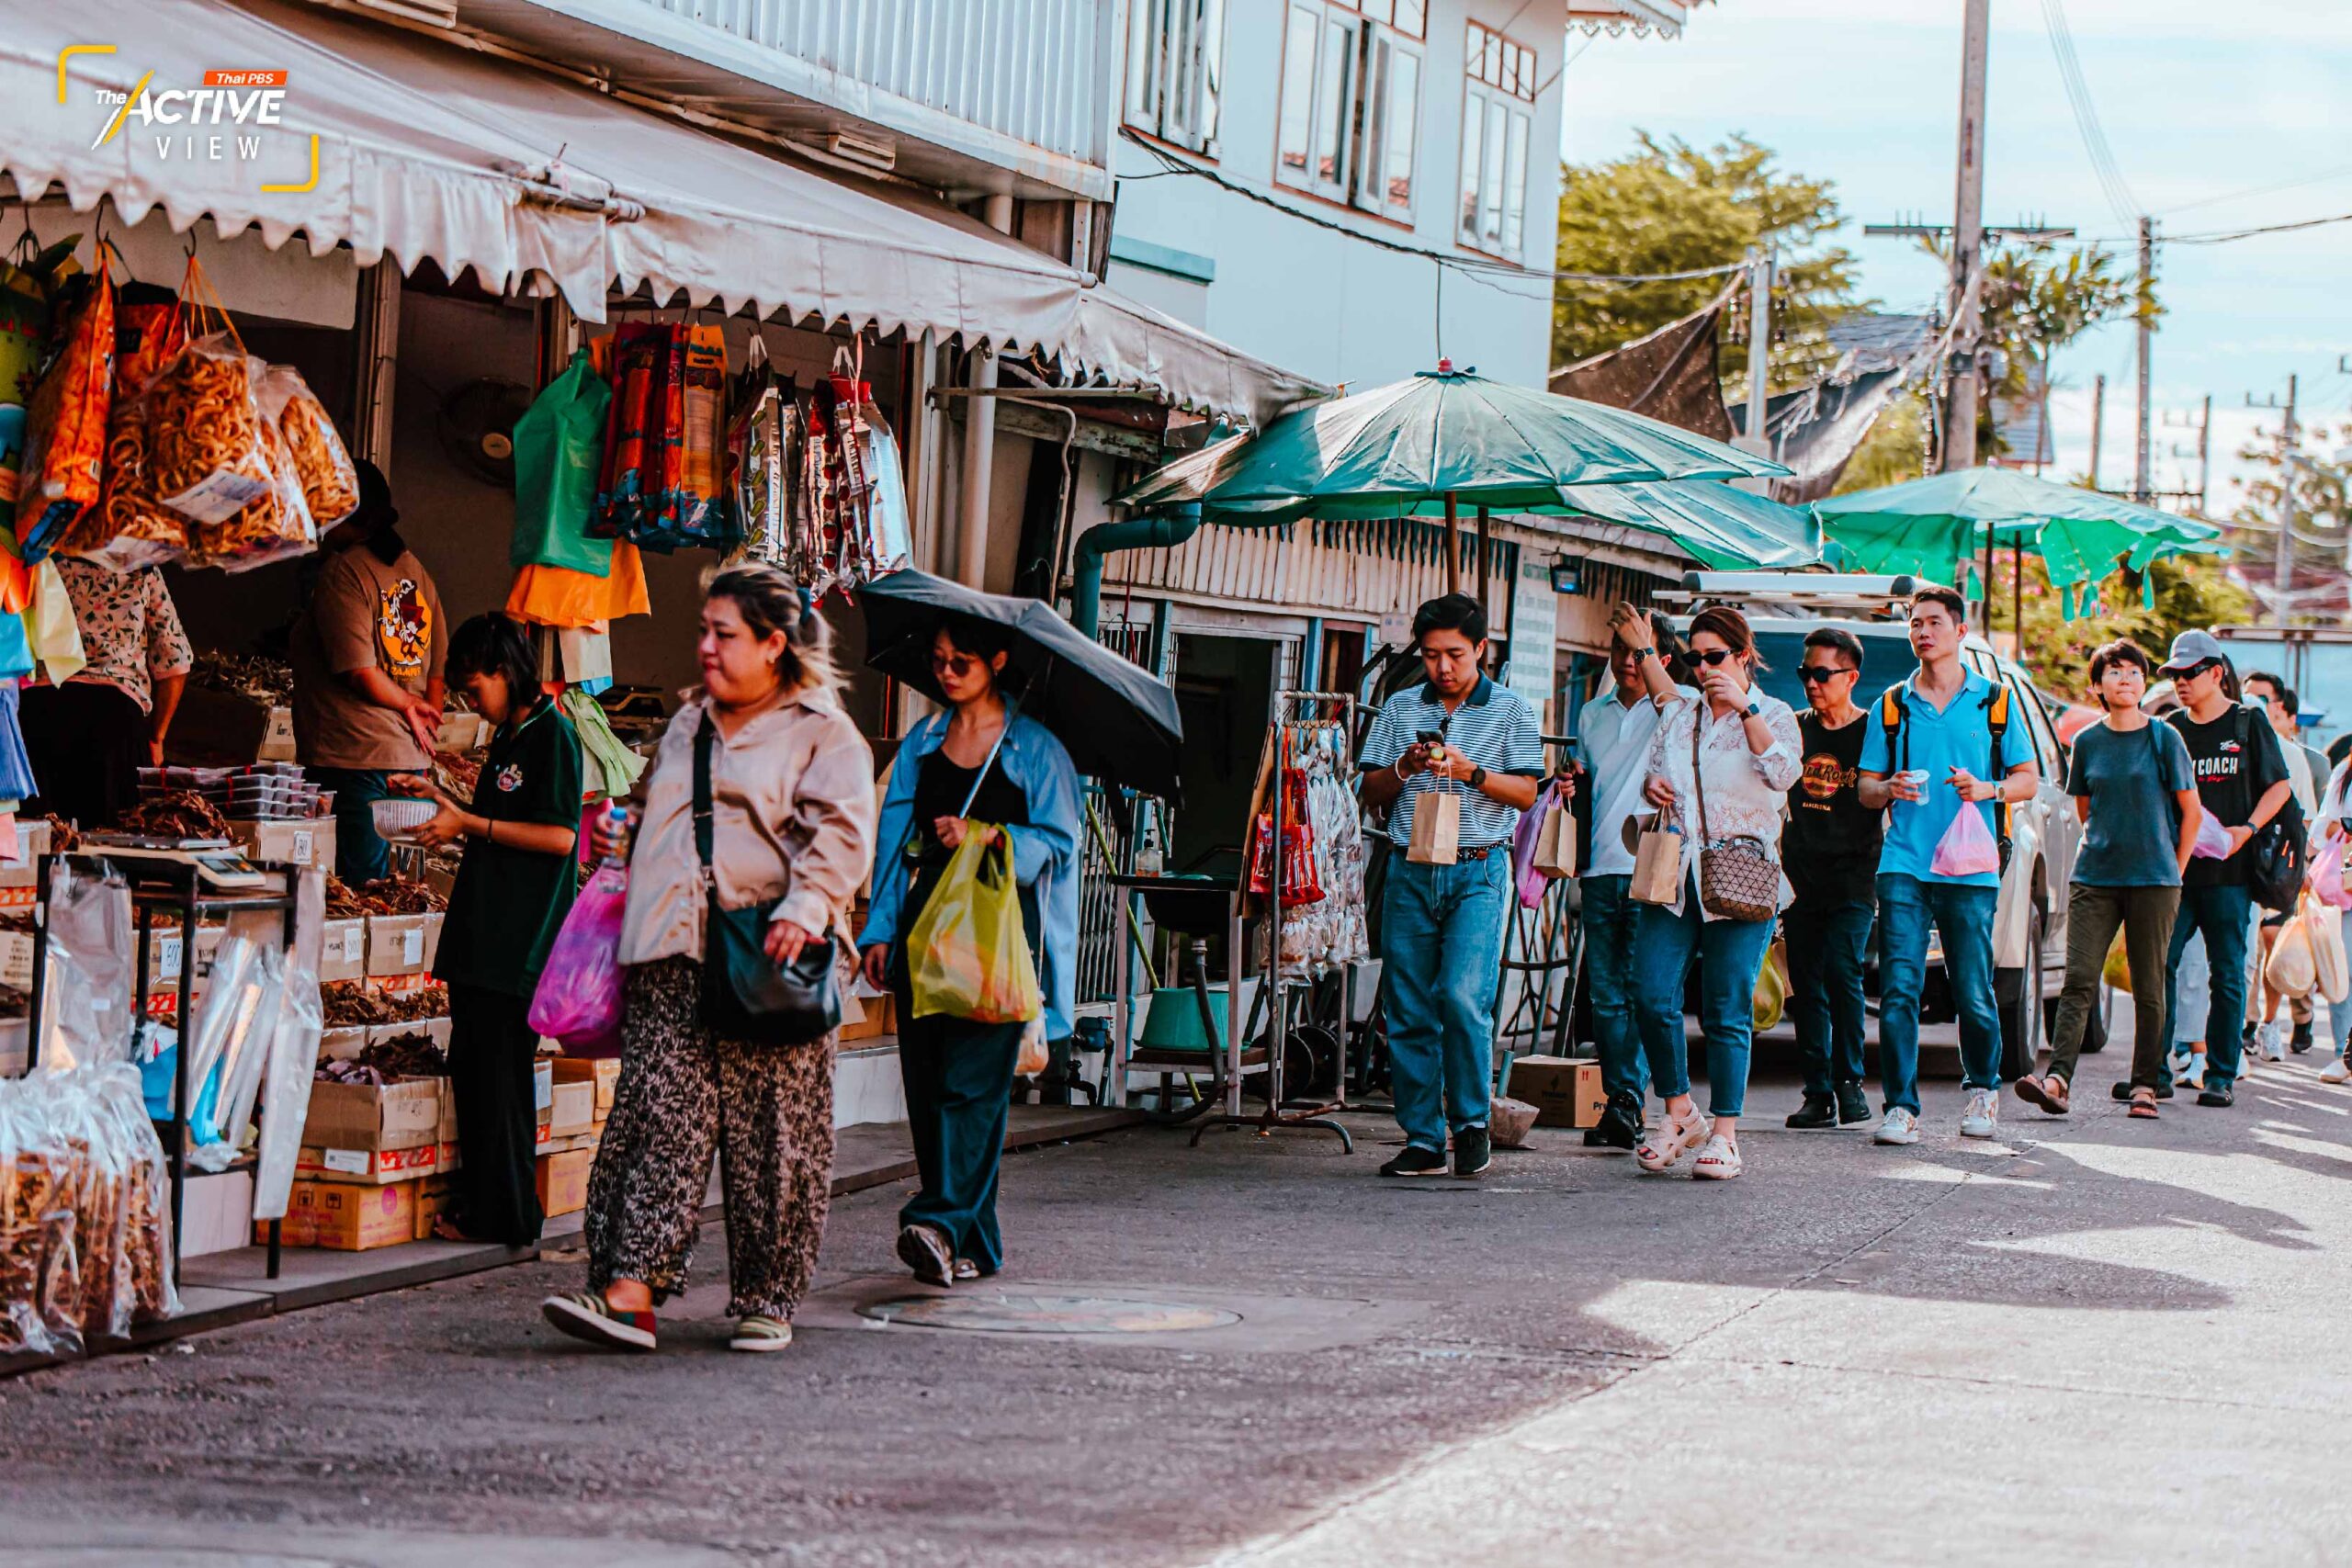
left=1360, top=593, right=1545, bottom=1178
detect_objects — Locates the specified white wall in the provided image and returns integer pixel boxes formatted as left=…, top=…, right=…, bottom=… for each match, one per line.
left=1108, top=0, right=1561, bottom=393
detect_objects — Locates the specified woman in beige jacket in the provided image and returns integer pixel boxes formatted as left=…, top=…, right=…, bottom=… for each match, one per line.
left=543, top=566, right=876, bottom=1355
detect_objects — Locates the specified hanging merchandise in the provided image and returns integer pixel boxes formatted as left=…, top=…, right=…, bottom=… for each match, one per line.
left=58, top=284, right=188, bottom=571
left=1251, top=717, right=1369, bottom=979
left=0, top=609, right=31, bottom=680
left=0, top=231, right=71, bottom=513
left=14, top=254, right=115, bottom=560
left=506, top=538, right=650, bottom=628
left=719, top=336, right=798, bottom=573
left=592, top=321, right=740, bottom=553
left=259, top=365, right=358, bottom=531
left=860, top=393, right=914, bottom=577
left=557, top=623, right=613, bottom=694
left=0, top=681, right=39, bottom=803
left=561, top=687, right=646, bottom=801
left=512, top=347, right=615, bottom=577
left=211, top=370, right=319, bottom=574
left=25, top=558, right=84, bottom=685
left=137, top=334, right=275, bottom=532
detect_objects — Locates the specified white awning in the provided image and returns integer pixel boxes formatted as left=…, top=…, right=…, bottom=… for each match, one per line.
left=0, top=0, right=1324, bottom=426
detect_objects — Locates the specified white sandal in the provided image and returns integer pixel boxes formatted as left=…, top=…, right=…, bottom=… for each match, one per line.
left=1634, top=1110, right=1711, bottom=1174
left=1691, top=1134, right=1743, bottom=1180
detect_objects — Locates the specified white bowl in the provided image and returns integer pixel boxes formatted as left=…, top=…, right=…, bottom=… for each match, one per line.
left=369, top=797, right=439, bottom=840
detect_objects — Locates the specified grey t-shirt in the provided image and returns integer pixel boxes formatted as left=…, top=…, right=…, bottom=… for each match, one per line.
left=2066, top=718, right=2196, bottom=887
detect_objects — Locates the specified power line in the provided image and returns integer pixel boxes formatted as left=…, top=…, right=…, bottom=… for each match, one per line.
left=2159, top=162, right=2352, bottom=220
left=2167, top=209, right=2352, bottom=245
left=2039, top=0, right=2140, bottom=229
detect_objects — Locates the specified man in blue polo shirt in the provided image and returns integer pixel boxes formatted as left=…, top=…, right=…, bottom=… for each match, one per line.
left=1857, top=585, right=2039, bottom=1145
left=1361, top=594, right=1545, bottom=1179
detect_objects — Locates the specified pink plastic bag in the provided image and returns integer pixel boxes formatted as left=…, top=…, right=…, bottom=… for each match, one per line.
left=1930, top=800, right=2002, bottom=878
left=1512, top=793, right=1554, bottom=909
left=527, top=863, right=628, bottom=1057
left=2313, top=837, right=2351, bottom=909
left=2190, top=810, right=2234, bottom=860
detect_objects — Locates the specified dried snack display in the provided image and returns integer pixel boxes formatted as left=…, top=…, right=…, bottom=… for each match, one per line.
left=263, top=366, right=358, bottom=527
left=190, top=649, right=295, bottom=703
left=15, top=267, right=115, bottom=559
left=119, top=790, right=231, bottom=840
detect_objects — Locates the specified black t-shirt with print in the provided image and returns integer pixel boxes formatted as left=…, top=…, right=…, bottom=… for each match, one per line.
left=2168, top=705, right=2290, bottom=889
left=1783, top=710, right=1883, bottom=908
left=435, top=699, right=583, bottom=996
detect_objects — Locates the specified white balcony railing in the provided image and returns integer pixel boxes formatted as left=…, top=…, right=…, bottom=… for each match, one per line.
left=627, top=0, right=1113, bottom=182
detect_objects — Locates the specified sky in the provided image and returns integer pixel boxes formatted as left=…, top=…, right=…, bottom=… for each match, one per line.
left=1558, top=0, right=2352, bottom=521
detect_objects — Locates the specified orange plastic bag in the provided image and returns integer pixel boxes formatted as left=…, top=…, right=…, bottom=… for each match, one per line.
left=15, top=262, right=114, bottom=559
left=59, top=292, right=188, bottom=570
left=505, top=539, right=650, bottom=627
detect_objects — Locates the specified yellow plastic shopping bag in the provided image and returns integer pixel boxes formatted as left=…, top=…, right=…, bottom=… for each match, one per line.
left=906, top=829, right=1043, bottom=1025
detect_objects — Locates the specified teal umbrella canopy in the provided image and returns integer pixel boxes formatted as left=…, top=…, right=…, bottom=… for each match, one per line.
left=1555, top=480, right=1826, bottom=571
left=1116, top=365, right=1789, bottom=521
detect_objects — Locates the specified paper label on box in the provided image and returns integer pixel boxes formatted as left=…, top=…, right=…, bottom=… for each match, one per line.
left=339, top=924, right=363, bottom=962
left=401, top=927, right=423, bottom=965
left=291, top=829, right=315, bottom=865
left=322, top=1148, right=369, bottom=1175
left=0, top=931, right=30, bottom=991
left=156, top=934, right=183, bottom=976
left=164, top=468, right=272, bottom=525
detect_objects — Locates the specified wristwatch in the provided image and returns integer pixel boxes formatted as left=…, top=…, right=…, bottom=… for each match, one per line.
left=1468, top=765, right=1488, bottom=791
left=1630, top=646, right=1656, bottom=660
left=1745, top=695, right=1763, bottom=716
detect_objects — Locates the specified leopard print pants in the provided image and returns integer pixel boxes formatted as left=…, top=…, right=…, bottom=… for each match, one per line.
left=583, top=956, right=836, bottom=1320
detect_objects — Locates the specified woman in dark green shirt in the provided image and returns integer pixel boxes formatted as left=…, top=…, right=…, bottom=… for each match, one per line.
left=394, top=614, right=582, bottom=1244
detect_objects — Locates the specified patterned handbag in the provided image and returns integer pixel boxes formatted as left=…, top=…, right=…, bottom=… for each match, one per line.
left=1690, top=716, right=1779, bottom=923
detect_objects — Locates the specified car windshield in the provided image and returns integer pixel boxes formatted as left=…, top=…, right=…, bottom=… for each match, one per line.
left=1747, top=625, right=1917, bottom=714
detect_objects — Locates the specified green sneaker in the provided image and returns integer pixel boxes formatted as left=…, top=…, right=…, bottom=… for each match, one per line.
left=729, top=1314, right=793, bottom=1353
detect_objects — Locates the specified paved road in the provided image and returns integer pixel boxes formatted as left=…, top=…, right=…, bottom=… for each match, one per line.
left=3, top=1031, right=2347, bottom=1567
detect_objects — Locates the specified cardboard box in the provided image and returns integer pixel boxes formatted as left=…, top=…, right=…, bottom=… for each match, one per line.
left=227, top=818, right=335, bottom=869
left=295, top=1139, right=452, bottom=1184
left=319, top=918, right=368, bottom=983
left=536, top=1147, right=593, bottom=1217
left=300, top=1077, right=443, bottom=1152
left=1504, top=1056, right=1606, bottom=1130
left=143, top=924, right=224, bottom=984
left=547, top=1079, right=594, bottom=1138
left=319, top=1025, right=370, bottom=1063
left=549, top=1056, right=619, bottom=1113
left=534, top=1058, right=553, bottom=1119
left=420, top=911, right=445, bottom=970
left=269, top=1179, right=414, bottom=1250
left=412, top=1175, right=457, bottom=1241
left=839, top=991, right=893, bottom=1044
left=367, top=913, right=431, bottom=976
left=257, top=705, right=298, bottom=762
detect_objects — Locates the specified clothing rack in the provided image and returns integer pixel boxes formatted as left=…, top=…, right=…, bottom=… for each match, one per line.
left=1192, top=691, right=1359, bottom=1152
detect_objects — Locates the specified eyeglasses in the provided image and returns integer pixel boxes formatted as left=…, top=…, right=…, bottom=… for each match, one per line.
left=1690, top=648, right=1738, bottom=667
left=1798, top=664, right=1854, bottom=683
left=931, top=651, right=983, bottom=677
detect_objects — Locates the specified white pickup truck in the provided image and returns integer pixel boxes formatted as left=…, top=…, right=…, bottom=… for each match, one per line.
left=1658, top=573, right=2109, bottom=1065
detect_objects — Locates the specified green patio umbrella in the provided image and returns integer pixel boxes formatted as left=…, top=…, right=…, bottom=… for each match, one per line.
left=1117, top=363, right=1790, bottom=524
left=1813, top=467, right=2224, bottom=616
left=1553, top=479, right=1826, bottom=571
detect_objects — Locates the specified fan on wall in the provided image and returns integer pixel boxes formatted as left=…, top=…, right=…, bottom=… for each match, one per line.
left=435, top=377, right=536, bottom=486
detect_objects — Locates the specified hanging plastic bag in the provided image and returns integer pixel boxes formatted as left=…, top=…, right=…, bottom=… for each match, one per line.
left=252, top=869, right=323, bottom=1224
left=263, top=365, right=359, bottom=529
left=59, top=287, right=188, bottom=571
left=1930, top=800, right=2002, bottom=878
left=2312, top=836, right=2350, bottom=910
left=24, top=558, right=82, bottom=686
left=15, top=261, right=115, bottom=560
left=2190, top=809, right=2233, bottom=860
left=2267, top=900, right=2318, bottom=999
left=204, top=395, right=315, bottom=574
left=528, top=859, right=630, bottom=1056
left=513, top=348, right=615, bottom=576
left=1512, top=791, right=1554, bottom=909
left=906, top=831, right=1042, bottom=1024
left=140, top=333, right=274, bottom=531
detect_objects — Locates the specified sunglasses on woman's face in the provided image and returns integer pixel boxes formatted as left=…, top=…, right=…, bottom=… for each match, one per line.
left=932, top=651, right=983, bottom=676
left=1690, top=648, right=1738, bottom=667
left=1798, top=663, right=1853, bottom=683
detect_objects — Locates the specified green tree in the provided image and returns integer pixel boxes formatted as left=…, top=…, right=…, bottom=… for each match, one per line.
left=1976, top=242, right=2142, bottom=464
left=1552, top=133, right=1860, bottom=391
left=2224, top=419, right=2352, bottom=619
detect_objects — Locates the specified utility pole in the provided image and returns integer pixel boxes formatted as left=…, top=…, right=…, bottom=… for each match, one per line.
left=1943, top=0, right=1992, bottom=474
left=2248, top=376, right=2300, bottom=629
left=2198, top=392, right=2212, bottom=514
left=2087, top=373, right=2105, bottom=490
left=2133, top=216, right=2155, bottom=503
left=1741, top=247, right=1775, bottom=455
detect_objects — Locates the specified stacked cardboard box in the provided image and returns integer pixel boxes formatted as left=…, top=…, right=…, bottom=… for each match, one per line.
left=537, top=1056, right=614, bottom=1216
left=266, top=1075, right=459, bottom=1250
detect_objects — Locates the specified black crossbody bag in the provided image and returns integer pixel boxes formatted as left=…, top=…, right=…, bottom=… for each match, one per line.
left=693, top=717, right=840, bottom=1045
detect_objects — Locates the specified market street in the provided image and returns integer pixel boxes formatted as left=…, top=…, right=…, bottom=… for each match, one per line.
left=5, top=1029, right=2348, bottom=1568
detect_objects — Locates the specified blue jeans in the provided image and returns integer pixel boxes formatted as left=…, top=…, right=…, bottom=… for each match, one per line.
left=1577, top=874, right=1651, bottom=1107
left=1381, top=853, right=1510, bottom=1151
left=1786, top=899, right=1872, bottom=1095
left=2165, top=882, right=2254, bottom=1090
left=1631, top=896, right=1773, bottom=1119
left=1875, top=873, right=2001, bottom=1113
left=308, top=765, right=418, bottom=886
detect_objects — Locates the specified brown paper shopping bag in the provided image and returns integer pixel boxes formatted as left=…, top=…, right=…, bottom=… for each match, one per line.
left=1628, top=814, right=1684, bottom=905
left=1533, top=797, right=1577, bottom=878
left=1406, top=787, right=1461, bottom=865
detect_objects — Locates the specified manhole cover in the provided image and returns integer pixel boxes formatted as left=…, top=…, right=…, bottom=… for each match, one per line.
left=858, top=1292, right=1240, bottom=1335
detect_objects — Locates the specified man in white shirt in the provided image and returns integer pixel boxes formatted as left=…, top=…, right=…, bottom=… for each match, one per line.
left=1573, top=604, right=1697, bottom=1149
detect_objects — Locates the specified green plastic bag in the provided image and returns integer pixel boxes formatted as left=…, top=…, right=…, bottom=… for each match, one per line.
left=906, top=830, right=1042, bottom=1025
left=511, top=348, right=615, bottom=576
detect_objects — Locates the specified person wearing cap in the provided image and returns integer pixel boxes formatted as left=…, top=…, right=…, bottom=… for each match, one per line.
left=2157, top=630, right=2292, bottom=1108
left=289, top=458, right=448, bottom=886
left=1855, top=585, right=2039, bottom=1146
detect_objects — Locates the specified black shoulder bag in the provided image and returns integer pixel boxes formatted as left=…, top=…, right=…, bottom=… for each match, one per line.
left=693, top=716, right=841, bottom=1045
left=2241, top=707, right=2309, bottom=914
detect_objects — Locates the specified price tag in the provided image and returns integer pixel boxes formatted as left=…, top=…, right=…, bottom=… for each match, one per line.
left=291, top=829, right=315, bottom=865
left=156, top=934, right=184, bottom=975
left=322, top=1148, right=369, bottom=1175
left=341, top=924, right=364, bottom=962
left=0, top=931, right=31, bottom=990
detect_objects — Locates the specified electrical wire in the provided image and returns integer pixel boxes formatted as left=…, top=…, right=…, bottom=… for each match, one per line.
left=2039, top=0, right=2141, bottom=230
left=2165, top=209, right=2352, bottom=245
left=2158, top=163, right=2352, bottom=220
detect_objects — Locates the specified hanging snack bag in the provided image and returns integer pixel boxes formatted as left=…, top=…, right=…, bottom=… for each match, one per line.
left=265, top=365, right=359, bottom=528
left=206, top=390, right=315, bottom=573
left=59, top=288, right=188, bottom=571
left=142, top=333, right=275, bottom=529
left=14, top=265, right=115, bottom=559
left=592, top=321, right=666, bottom=542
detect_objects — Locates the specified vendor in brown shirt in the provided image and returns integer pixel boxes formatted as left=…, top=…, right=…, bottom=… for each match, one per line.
left=289, top=459, right=447, bottom=885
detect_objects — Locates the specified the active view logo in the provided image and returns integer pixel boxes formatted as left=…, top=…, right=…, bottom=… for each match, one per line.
left=57, top=46, right=319, bottom=192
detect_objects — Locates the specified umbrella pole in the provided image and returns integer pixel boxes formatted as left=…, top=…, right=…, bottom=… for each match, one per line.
left=1444, top=491, right=1461, bottom=595
left=1476, top=505, right=1492, bottom=624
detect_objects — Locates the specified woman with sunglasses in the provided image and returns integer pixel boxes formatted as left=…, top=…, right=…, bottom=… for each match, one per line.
left=1630, top=605, right=1803, bottom=1180
left=859, top=615, right=1080, bottom=1288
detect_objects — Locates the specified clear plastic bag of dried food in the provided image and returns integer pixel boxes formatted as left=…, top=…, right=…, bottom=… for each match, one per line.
left=0, top=1081, right=58, bottom=1356
left=35, top=858, right=135, bottom=1075
left=90, top=1060, right=177, bottom=1325
left=141, top=333, right=277, bottom=530
left=258, top=364, right=358, bottom=529
left=32, top=1065, right=133, bottom=1341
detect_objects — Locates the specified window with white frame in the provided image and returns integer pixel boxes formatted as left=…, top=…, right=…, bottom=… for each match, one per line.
left=1274, top=0, right=1424, bottom=222
left=1458, top=20, right=1536, bottom=259
left=1126, top=0, right=1227, bottom=154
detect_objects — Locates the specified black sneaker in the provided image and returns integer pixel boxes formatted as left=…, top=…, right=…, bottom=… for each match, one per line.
left=2111, top=1081, right=2175, bottom=1100
left=1785, top=1092, right=1838, bottom=1129
left=2197, top=1085, right=2235, bottom=1108
left=1380, top=1145, right=1448, bottom=1178
left=1582, top=1094, right=1643, bottom=1150
left=1835, top=1080, right=1872, bottom=1125
left=2293, top=1021, right=2315, bottom=1055
left=1453, top=1126, right=1492, bottom=1179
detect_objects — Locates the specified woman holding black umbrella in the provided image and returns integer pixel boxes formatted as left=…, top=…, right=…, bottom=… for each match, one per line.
left=858, top=614, right=1082, bottom=1287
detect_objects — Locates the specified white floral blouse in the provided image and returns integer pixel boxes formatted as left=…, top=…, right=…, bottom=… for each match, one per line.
left=1643, top=690, right=1804, bottom=920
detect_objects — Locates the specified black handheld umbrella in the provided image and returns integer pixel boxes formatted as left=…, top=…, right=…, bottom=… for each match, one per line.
left=859, top=570, right=1185, bottom=801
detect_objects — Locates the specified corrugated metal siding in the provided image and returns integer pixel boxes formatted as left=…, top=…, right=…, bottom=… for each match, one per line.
left=1101, top=518, right=1517, bottom=635
left=632, top=0, right=1107, bottom=165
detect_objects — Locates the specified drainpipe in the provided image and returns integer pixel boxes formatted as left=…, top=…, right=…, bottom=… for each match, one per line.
left=1072, top=504, right=1203, bottom=638
left=956, top=193, right=1018, bottom=588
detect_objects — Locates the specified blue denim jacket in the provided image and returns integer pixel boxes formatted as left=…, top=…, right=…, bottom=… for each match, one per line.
left=856, top=711, right=1084, bottom=1038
